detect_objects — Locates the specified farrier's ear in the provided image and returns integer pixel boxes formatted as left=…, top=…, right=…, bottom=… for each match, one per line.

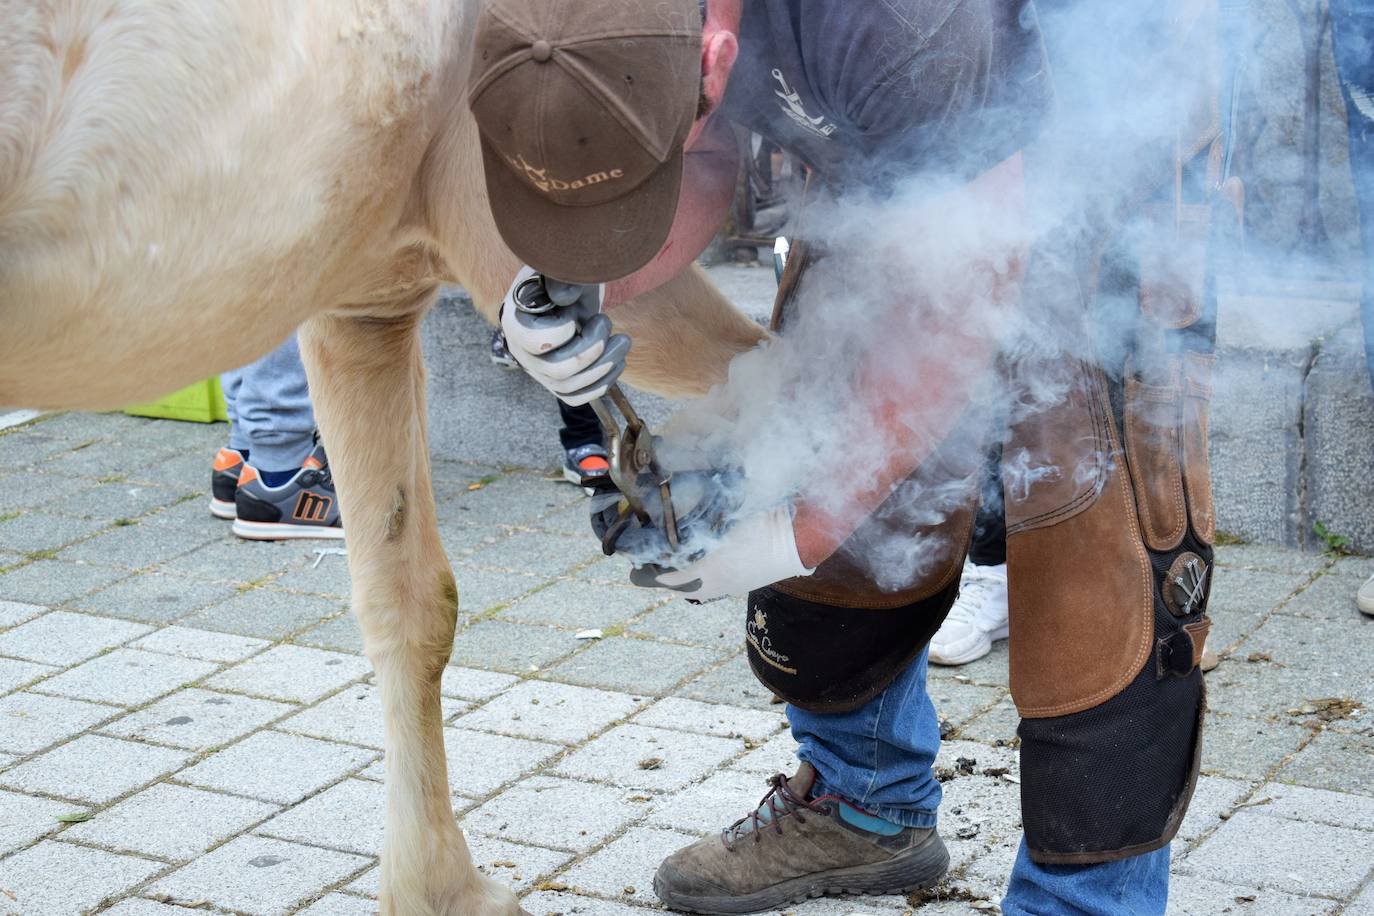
left=701, top=29, right=738, bottom=104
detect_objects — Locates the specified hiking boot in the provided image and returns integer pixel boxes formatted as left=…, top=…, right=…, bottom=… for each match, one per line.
left=1359, top=574, right=1374, bottom=618
left=209, top=447, right=247, bottom=519
left=563, top=442, right=610, bottom=495
left=231, top=439, right=343, bottom=541
left=653, top=763, right=948, bottom=914
left=929, top=561, right=1009, bottom=666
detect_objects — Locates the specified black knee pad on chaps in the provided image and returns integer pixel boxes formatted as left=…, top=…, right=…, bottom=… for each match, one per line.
left=1019, top=533, right=1211, bottom=864
left=745, top=577, right=961, bottom=714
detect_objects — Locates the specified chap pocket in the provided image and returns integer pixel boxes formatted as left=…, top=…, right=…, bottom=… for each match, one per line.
left=1181, top=352, right=1216, bottom=544
left=1123, top=363, right=1187, bottom=552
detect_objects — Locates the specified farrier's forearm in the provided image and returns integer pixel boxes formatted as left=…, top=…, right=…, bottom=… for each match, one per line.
left=792, top=153, right=1029, bottom=568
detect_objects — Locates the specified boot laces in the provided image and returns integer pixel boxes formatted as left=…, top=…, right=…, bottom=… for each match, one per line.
left=721, top=774, right=825, bottom=850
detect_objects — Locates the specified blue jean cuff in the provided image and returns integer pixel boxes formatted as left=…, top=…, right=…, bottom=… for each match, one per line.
left=243, top=436, right=314, bottom=472
left=810, top=778, right=938, bottom=831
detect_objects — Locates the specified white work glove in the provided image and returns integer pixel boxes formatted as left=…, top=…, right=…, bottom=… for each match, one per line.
left=628, top=504, right=815, bottom=601
left=500, top=266, right=630, bottom=406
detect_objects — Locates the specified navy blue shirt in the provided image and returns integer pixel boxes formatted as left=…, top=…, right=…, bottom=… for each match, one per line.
left=720, top=0, right=1051, bottom=191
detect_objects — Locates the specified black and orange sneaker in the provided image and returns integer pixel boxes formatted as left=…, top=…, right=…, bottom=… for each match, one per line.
left=210, top=447, right=247, bottom=520
left=231, top=441, right=344, bottom=541
left=563, top=443, right=610, bottom=495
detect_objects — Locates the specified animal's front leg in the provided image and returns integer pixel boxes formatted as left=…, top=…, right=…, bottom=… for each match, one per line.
left=300, top=307, right=519, bottom=916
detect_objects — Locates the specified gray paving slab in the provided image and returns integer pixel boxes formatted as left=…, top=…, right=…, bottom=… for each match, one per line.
left=647, top=768, right=771, bottom=834
left=0, top=599, right=45, bottom=629
left=453, top=680, right=644, bottom=745
left=71, top=570, right=240, bottom=624
left=180, top=588, right=345, bottom=640
left=1278, top=727, right=1374, bottom=795
left=627, top=597, right=743, bottom=651
left=1347, top=882, right=1374, bottom=916
left=0, top=789, right=72, bottom=855
left=463, top=775, right=642, bottom=852
left=1162, top=874, right=1338, bottom=915
left=554, top=724, right=741, bottom=793
left=102, top=688, right=295, bottom=751
left=176, top=731, right=376, bottom=804
left=519, top=890, right=652, bottom=916
left=45, top=480, right=188, bottom=521
left=450, top=563, right=549, bottom=616
left=0, top=690, right=120, bottom=755
left=147, top=835, right=371, bottom=915
left=465, top=530, right=602, bottom=579
left=296, top=894, right=380, bottom=916
left=0, top=734, right=190, bottom=804
left=502, top=579, right=663, bottom=630
left=0, top=840, right=165, bottom=916
left=64, top=781, right=278, bottom=861
left=440, top=666, right=519, bottom=701
left=1253, top=780, right=1374, bottom=831
left=0, top=473, right=93, bottom=515
left=1180, top=809, right=1370, bottom=897
left=448, top=619, right=582, bottom=673
left=295, top=610, right=367, bottom=654
left=101, top=900, right=228, bottom=916
left=0, top=656, right=55, bottom=694
left=1198, top=712, right=1310, bottom=782
left=1177, top=774, right=1252, bottom=844
left=267, top=552, right=353, bottom=598
left=1204, top=566, right=1309, bottom=652
left=439, top=727, right=563, bottom=798
left=57, top=512, right=217, bottom=568
left=130, top=625, right=270, bottom=663
left=543, top=637, right=724, bottom=696
left=257, top=777, right=385, bottom=856
left=205, top=644, right=371, bottom=703
left=0, top=559, right=132, bottom=606
left=677, top=655, right=777, bottom=710
left=33, top=647, right=216, bottom=707
left=159, top=538, right=302, bottom=585
left=632, top=697, right=785, bottom=742
left=1214, top=544, right=1332, bottom=576
left=1277, top=568, right=1372, bottom=620
left=558, top=825, right=698, bottom=899
left=278, top=684, right=386, bottom=750
left=1204, top=613, right=1374, bottom=719
left=0, top=610, right=150, bottom=665
left=0, top=512, right=108, bottom=554
left=466, top=833, right=575, bottom=893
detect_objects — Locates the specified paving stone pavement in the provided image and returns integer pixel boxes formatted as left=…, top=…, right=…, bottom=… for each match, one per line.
left=1, top=411, right=1372, bottom=915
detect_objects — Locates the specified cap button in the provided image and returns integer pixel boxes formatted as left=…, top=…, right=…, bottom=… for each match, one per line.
left=531, top=40, right=553, bottom=62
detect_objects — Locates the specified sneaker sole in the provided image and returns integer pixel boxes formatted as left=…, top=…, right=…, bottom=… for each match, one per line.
left=653, top=830, right=949, bottom=915
left=209, top=497, right=237, bottom=520
left=929, top=623, right=1008, bottom=666
left=1358, top=594, right=1374, bottom=617
left=562, top=465, right=600, bottom=496
left=232, top=519, right=345, bottom=541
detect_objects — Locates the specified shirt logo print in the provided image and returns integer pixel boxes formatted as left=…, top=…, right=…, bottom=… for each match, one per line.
left=771, top=68, right=837, bottom=139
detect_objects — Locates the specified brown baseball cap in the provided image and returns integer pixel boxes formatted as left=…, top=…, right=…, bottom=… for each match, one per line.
left=468, top=0, right=703, bottom=284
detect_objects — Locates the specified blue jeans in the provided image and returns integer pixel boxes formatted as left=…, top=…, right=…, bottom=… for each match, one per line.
left=1331, top=0, right=1374, bottom=393
left=221, top=334, right=316, bottom=470
left=788, top=650, right=1171, bottom=914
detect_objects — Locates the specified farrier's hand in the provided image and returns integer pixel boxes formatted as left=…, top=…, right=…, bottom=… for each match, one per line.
left=593, top=471, right=814, bottom=601
left=500, top=266, right=630, bottom=406
left=630, top=504, right=814, bottom=601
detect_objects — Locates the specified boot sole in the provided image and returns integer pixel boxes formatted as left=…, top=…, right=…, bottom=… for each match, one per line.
left=654, top=830, right=949, bottom=915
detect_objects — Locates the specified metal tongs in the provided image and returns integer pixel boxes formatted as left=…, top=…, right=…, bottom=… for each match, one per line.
left=513, top=274, right=680, bottom=555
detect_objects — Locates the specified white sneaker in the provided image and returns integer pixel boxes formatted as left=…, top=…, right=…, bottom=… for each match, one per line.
left=930, top=561, right=1009, bottom=666
left=1358, top=574, right=1374, bottom=617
